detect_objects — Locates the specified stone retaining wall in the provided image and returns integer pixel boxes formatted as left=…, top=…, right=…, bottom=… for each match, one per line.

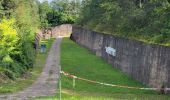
left=52, top=24, right=72, bottom=37
left=71, top=26, right=170, bottom=89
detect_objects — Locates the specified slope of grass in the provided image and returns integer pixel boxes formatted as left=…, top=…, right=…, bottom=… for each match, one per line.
left=61, top=38, right=152, bottom=94
left=36, top=93, right=170, bottom=100
left=0, top=38, right=55, bottom=93
left=59, top=38, right=170, bottom=100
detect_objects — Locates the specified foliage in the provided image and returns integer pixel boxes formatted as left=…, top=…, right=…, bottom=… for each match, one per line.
left=78, top=0, right=170, bottom=45
left=39, top=0, right=81, bottom=28
left=0, top=39, right=55, bottom=93
left=39, top=1, right=51, bottom=28
left=0, top=18, right=22, bottom=79
left=14, top=0, right=40, bottom=70
left=0, top=0, right=40, bottom=80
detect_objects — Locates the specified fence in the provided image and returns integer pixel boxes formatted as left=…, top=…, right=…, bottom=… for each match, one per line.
left=60, top=71, right=170, bottom=93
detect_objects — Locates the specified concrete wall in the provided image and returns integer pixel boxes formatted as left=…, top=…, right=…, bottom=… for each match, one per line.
left=52, top=24, right=72, bottom=37
left=72, top=26, right=170, bottom=89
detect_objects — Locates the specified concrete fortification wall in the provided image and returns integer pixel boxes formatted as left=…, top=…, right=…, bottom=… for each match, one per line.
left=52, top=24, right=72, bottom=37
left=71, top=26, right=170, bottom=89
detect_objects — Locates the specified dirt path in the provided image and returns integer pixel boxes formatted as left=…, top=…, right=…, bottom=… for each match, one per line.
left=0, top=37, right=62, bottom=100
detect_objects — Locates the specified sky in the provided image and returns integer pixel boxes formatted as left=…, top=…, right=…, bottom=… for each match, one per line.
left=39, top=0, right=53, bottom=3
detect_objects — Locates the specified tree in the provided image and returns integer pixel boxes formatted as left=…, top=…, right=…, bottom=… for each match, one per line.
left=38, top=0, right=81, bottom=27
left=0, top=0, right=41, bottom=79
left=78, top=0, right=170, bottom=45
left=0, top=0, right=16, bottom=18
left=39, top=0, right=51, bottom=28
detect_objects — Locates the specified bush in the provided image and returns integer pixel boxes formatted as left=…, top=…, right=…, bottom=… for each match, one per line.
left=0, top=18, right=36, bottom=80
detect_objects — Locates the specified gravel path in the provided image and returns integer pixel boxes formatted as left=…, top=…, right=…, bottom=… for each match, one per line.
left=0, top=37, right=62, bottom=100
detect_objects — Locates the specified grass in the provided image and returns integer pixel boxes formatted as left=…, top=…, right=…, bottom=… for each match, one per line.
left=36, top=38, right=170, bottom=100
left=36, top=93, right=170, bottom=100
left=0, top=38, right=55, bottom=93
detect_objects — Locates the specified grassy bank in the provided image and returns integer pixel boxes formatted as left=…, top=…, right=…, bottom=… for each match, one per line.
left=0, top=38, right=55, bottom=93
left=36, top=93, right=170, bottom=100
left=36, top=38, right=170, bottom=100
left=61, top=38, right=150, bottom=94
left=60, top=38, right=170, bottom=99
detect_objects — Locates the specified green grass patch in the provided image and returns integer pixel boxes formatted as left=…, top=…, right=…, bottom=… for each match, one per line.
left=0, top=38, right=55, bottom=93
left=36, top=93, right=170, bottom=100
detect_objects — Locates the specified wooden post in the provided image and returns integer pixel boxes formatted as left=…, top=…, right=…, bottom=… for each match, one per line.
left=73, top=76, right=76, bottom=88
left=59, top=66, right=62, bottom=100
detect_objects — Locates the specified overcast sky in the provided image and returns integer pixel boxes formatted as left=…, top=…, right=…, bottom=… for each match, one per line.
left=39, top=0, right=53, bottom=3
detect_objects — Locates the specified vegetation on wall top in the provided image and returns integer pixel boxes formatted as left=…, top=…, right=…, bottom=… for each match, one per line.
left=77, top=0, right=170, bottom=46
